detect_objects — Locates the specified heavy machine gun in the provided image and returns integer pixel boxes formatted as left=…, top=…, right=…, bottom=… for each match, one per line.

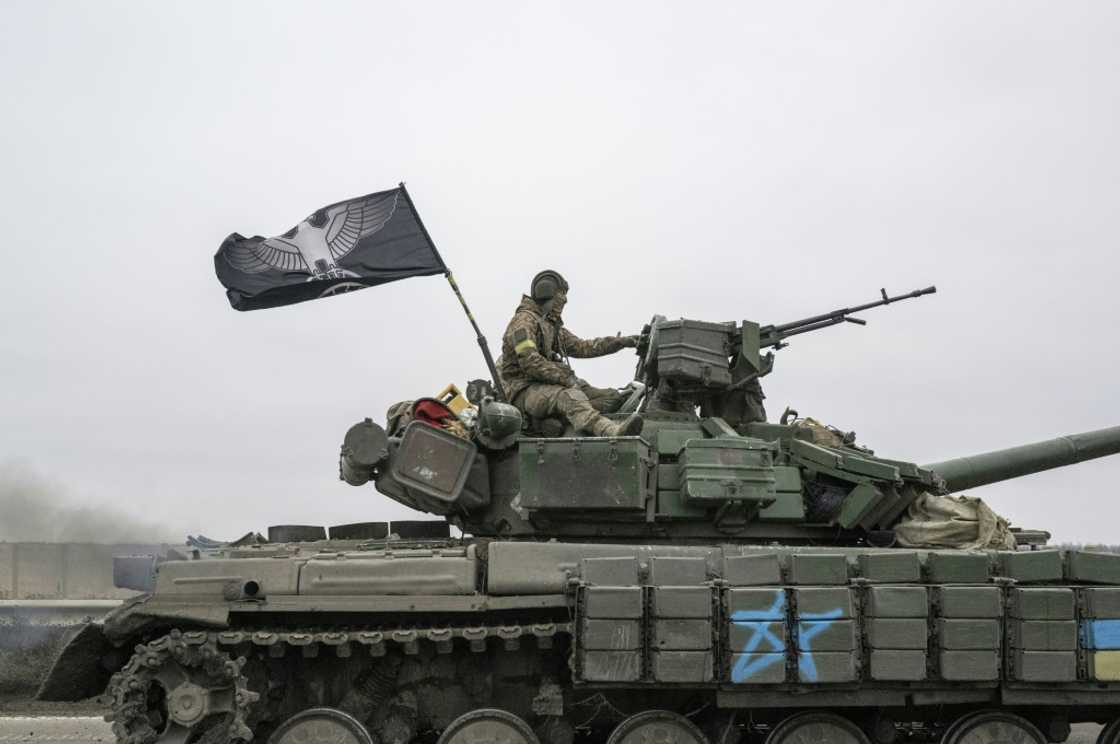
left=634, top=285, right=937, bottom=406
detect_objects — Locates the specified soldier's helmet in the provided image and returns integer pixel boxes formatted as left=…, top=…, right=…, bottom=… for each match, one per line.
left=530, top=270, right=569, bottom=304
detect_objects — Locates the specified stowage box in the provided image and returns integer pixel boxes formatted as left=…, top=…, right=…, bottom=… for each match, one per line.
left=654, top=319, right=735, bottom=388
left=519, top=437, right=652, bottom=511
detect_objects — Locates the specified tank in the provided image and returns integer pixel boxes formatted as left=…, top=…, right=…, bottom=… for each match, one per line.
left=38, top=306, right=1120, bottom=744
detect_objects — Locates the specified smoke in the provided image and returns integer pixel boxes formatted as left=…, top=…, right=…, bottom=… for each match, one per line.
left=0, top=460, right=181, bottom=543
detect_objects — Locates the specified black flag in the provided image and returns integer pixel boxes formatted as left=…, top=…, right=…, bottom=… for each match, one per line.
left=214, top=186, right=446, bottom=311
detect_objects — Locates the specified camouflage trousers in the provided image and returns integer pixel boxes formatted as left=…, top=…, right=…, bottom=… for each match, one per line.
left=515, top=383, right=624, bottom=436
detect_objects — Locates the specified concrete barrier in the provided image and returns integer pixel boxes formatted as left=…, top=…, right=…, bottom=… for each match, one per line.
left=0, top=543, right=167, bottom=600
left=0, top=542, right=166, bottom=695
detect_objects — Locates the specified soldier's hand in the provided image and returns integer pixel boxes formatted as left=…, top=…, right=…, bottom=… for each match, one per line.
left=619, top=334, right=641, bottom=348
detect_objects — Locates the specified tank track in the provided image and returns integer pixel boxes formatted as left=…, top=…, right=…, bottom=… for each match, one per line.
left=196, top=620, right=573, bottom=657
left=107, top=621, right=578, bottom=744
left=105, top=631, right=259, bottom=744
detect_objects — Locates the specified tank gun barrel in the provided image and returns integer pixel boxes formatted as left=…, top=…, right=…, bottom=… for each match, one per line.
left=924, top=425, right=1120, bottom=492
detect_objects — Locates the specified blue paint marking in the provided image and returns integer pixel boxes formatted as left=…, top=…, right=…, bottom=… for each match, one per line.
left=1082, top=620, right=1120, bottom=649
left=730, top=591, right=787, bottom=682
left=796, top=609, right=845, bottom=681
left=728, top=589, right=848, bottom=684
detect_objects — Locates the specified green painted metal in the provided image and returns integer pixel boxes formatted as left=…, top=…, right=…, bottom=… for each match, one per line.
left=925, top=426, right=1120, bottom=492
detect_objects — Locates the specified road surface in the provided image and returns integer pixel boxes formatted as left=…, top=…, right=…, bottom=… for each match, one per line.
left=0, top=714, right=1105, bottom=743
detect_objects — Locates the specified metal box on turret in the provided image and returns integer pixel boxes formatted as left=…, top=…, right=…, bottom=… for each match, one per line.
left=519, top=436, right=653, bottom=511
left=654, top=319, right=735, bottom=388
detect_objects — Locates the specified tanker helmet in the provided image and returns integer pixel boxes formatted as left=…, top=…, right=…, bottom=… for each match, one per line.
left=530, top=270, right=569, bottom=304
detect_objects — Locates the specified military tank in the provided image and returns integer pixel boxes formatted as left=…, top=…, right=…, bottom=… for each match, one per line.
left=40, top=295, right=1120, bottom=744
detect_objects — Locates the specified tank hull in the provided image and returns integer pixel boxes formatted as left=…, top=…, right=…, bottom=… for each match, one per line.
left=44, top=538, right=1120, bottom=743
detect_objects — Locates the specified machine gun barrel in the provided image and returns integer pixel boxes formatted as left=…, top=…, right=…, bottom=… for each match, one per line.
left=761, top=285, right=937, bottom=348
left=924, top=426, right=1120, bottom=493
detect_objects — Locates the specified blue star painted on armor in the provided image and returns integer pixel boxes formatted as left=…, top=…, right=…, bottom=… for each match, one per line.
left=729, top=590, right=846, bottom=684
left=796, top=609, right=845, bottom=682
left=729, top=591, right=787, bottom=683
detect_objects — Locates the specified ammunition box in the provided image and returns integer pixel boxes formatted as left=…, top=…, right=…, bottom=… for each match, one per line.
left=728, top=620, right=787, bottom=653
left=789, top=554, right=849, bottom=585
left=654, top=318, right=735, bottom=389
left=797, top=619, right=856, bottom=651
left=939, top=650, right=999, bottom=681
left=1088, top=650, right=1120, bottom=681
left=584, top=587, right=643, bottom=619
left=938, top=619, right=1000, bottom=650
left=1012, top=650, right=1077, bottom=682
left=1009, top=588, right=1075, bottom=620
left=729, top=653, right=787, bottom=684
left=653, top=619, right=712, bottom=650
left=652, top=651, right=714, bottom=683
left=653, top=587, right=712, bottom=618
left=798, top=651, right=857, bottom=683
left=859, top=552, right=921, bottom=583
left=649, top=556, right=707, bottom=585
left=519, top=437, right=651, bottom=512
left=1080, top=619, right=1120, bottom=649
left=581, top=619, right=641, bottom=650
left=723, top=554, right=783, bottom=586
left=926, top=552, right=991, bottom=583
left=869, top=650, right=927, bottom=681
left=867, top=619, right=928, bottom=650
left=581, top=557, right=639, bottom=586
left=1081, top=588, right=1120, bottom=618
left=937, top=586, right=1002, bottom=618
left=999, top=550, right=1064, bottom=583
left=581, top=650, right=642, bottom=682
left=867, top=586, right=928, bottom=617
left=1068, top=551, right=1120, bottom=584
left=727, top=588, right=787, bottom=619
left=794, top=587, right=854, bottom=617
left=1008, top=620, right=1076, bottom=650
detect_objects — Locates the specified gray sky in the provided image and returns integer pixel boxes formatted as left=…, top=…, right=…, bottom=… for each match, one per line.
left=1, top=2, right=1116, bottom=543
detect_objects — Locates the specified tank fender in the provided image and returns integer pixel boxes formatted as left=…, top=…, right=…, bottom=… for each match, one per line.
left=486, top=541, right=720, bottom=595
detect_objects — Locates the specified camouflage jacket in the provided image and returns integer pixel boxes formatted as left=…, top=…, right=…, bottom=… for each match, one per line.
left=498, top=295, right=629, bottom=402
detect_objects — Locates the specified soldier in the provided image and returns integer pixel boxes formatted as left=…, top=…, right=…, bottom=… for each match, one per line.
left=498, top=270, right=644, bottom=437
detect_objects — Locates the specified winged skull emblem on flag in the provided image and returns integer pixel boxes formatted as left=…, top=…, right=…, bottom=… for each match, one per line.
left=223, top=191, right=400, bottom=283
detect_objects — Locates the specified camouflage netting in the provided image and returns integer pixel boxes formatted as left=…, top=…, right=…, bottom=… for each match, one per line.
left=894, top=492, right=1017, bottom=551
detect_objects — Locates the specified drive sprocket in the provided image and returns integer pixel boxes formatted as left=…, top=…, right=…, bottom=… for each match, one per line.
left=105, top=630, right=260, bottom=744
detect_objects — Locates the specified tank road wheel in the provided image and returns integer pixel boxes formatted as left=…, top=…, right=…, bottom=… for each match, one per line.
left=267, top=708, right=373, bottom=744
left=438, top=709, right=541, bottom=744
left=105, top=632, right=259, bottom=744
left=940, top=711, right=1045, bottom=744
left=1099, top=719, right=1120, bottom=744
left=606, top=711, right=709, bottom=744
left=765, top=712, right=870, bottom=744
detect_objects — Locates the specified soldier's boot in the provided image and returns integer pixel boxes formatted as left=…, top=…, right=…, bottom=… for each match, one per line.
left=591, top=413, right=644, bottom=438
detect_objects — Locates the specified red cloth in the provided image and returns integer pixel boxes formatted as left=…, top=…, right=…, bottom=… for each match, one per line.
left=411, top=398, right=456, bottom=428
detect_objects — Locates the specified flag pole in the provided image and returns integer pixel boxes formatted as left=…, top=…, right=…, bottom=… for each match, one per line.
left=398, top=183, right=506, bottom=402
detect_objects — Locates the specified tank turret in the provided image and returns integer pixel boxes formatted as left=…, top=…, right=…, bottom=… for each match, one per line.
left=925, top=425, right=1120, bottom=492
left=341, top=298, right=1120, bottom=547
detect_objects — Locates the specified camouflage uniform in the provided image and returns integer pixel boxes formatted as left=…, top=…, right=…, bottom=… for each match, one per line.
left=498, top=295, right=638, bottom=436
